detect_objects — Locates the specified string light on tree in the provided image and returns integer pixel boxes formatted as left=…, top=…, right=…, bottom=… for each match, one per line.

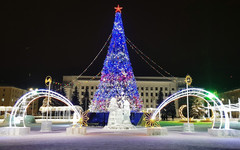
left=90, top=5, right=142, bottom=112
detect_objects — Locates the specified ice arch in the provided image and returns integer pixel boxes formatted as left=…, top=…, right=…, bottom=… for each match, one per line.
left=9, top=89, right=81, bottom=127
left=152, top=88, right=229, bottom=129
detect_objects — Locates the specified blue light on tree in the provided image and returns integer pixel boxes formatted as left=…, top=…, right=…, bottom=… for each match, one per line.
left=90, top=5, right=142, bottom=112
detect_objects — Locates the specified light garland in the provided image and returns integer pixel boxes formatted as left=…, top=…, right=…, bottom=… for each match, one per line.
left=126, top=38, right=174, bottom=77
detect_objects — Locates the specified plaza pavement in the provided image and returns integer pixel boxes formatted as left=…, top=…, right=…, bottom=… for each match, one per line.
left=0, top=124, right=240, bottom=150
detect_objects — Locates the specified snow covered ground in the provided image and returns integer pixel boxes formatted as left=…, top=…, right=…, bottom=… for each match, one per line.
left=0, top=124, right=240, bottom=150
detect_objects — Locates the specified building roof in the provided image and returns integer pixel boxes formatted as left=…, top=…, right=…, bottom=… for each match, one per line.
left=63, top=75, right=185, bottom=83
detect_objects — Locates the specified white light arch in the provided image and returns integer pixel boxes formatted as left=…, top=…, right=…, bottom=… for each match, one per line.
left=152, top=88, right=229, bottom=129
left=9, top=89, right=81, bottom=127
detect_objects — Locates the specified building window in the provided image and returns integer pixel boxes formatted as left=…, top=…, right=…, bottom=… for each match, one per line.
left=145, top=87, right=148, bottom=90
left=165, top=87, right=168, bottom=91
left=141, top=93, right=143, bottom=96
left=86, top=86, right=89, bottom=89
left=1, top=98, right=4, bottom=102
left=160, top=87, right=163, bottom=90
left=172, top=88, right=175, bottom=91
left=91, top=86, right=94, bottom=89
left=151, top=93, right=153, bottom=96
left=155, top=93, right=158, bottom=96
left=12, top=99, right=14, bottom=102
left=3, top=89, right=5, bottom=92
left=81, top=92, right=84, bottom=95
left=91, top=92, right=93, bottom=95
left=141, top=87, right=143, bottom=90
left=151, top=99, right=153, bottom=103
left=96, top=86, right=98, bottom=89
left=81, top=86, right=84, bottom=89
left=150, top=87, right=153, bottom=90
left=165, top=93, right=168, bottom=96
left=2, top=94, right=4, bottom=97
left=137, top=87, right=139, bottom=90
left=146, top=105, right=149, bottom=108
left=151, top=105, right=153, bottom=108
left=146, top=99, right=148, bottom=102
left=155, top=87, right=158, bottom=91
left=146, top=93, right=148, bottom=96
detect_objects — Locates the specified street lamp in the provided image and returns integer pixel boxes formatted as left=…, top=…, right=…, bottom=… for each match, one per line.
left=185, top=75, right=192, bottom=124
left=45, top=76, right=52, bottom=121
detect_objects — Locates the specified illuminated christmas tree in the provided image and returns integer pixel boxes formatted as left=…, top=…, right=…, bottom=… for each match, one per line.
left=90, top=5, right=142, bottom=112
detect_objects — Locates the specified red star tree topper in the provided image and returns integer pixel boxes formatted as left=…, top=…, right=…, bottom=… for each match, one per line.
left=114, top=5, right=123, bottom=13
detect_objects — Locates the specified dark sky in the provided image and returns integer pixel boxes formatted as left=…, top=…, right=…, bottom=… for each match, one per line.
left=2, top=0, right=240, bottom=92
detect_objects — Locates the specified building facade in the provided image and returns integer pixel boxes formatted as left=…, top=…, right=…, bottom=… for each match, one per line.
left=0, top=86, right=27, bottom=106
left=0, top=86, right=29, bottom=117
left=218, top=88, right=240, bottom=104
left=63, top=76, right=185, bottom=116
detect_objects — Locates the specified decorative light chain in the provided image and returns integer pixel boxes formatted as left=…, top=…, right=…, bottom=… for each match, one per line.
left=126, top=37, right=174, bottom=77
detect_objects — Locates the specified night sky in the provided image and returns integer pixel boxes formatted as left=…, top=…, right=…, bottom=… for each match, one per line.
left=2, top=0, right=240, bottom=93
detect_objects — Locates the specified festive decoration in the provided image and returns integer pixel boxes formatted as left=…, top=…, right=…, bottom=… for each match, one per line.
left=143, top=112, right=161, bottom=127
left=90, top=6, right=142, bottom=112
left=179, top=105, right=187, bottom=120
left=185, top=75, right=192, bottom=86
left=114, top=5, right=123, bottom=13
left=52, top=81, right=72, bottom=87
left=78, top=110, right=89, bottom=127
left=179, top=105, right=194, bottom=121
left=126, top=38, right=174, bottom=77
left=151, top=88, right=230, bottom=129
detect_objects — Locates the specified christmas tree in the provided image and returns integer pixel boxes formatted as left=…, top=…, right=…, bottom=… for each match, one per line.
left=90, top=5, right=142, bottom=112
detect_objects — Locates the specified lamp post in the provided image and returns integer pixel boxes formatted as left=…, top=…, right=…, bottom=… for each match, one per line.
left=45, top=76, right=52, bottom=121
left=185, top=75, right=192, bottom=124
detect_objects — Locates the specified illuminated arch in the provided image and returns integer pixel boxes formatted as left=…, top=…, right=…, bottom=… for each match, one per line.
left=152, top=88, right=229, bottom=129
left=9, top=89, right=81, bottom=127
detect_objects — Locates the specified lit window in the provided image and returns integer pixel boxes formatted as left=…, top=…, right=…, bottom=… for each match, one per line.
left=1, top=98, right=4, bottom=102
